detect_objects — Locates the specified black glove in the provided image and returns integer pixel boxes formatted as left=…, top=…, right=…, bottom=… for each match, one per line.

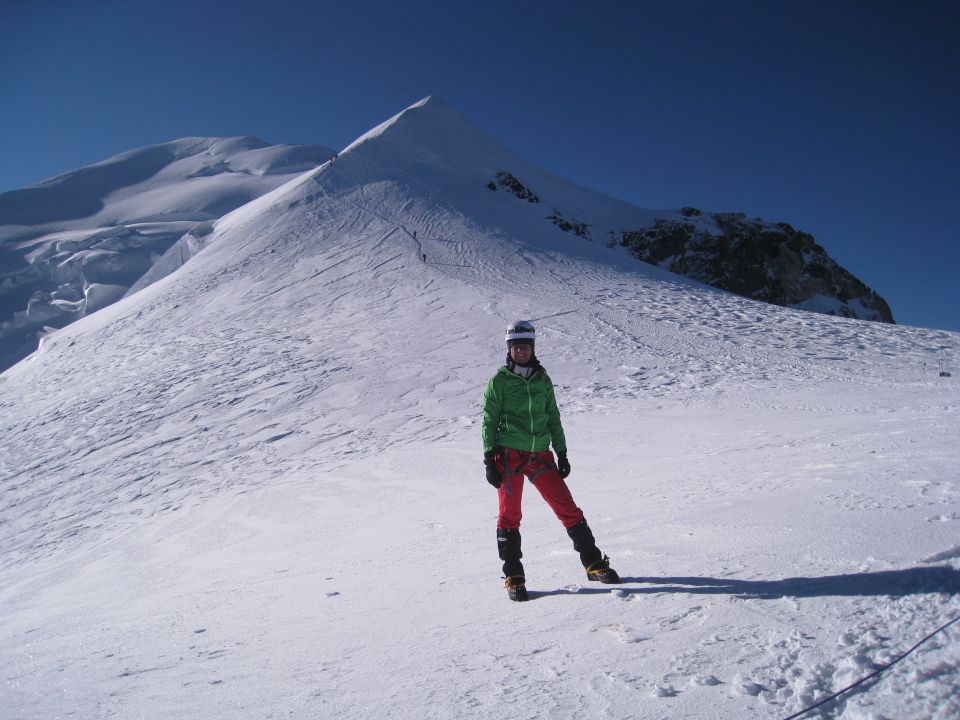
left=556, top=452, right=571, bottom=479
left=484, top=451, right=502, bottom=488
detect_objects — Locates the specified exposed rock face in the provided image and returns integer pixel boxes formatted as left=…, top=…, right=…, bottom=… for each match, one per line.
left=488, top=166, right=893, bottom=323
left=487, top=172, right=540, bottom=203
left=614, top=209, right=894, bottom=323
left=548, top=210, right=591, bottom=239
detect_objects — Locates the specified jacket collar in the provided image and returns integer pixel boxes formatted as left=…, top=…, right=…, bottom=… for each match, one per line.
left=504, top=354, right=542, bottom=379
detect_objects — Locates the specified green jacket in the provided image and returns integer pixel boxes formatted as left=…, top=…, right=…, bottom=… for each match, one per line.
left=482, top=364, right=567, bottom=454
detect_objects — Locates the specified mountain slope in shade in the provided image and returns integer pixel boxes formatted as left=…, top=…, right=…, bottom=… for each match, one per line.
left=0, top=98, right=957, bottom=720
left=0, top=136, right=334, bottom=371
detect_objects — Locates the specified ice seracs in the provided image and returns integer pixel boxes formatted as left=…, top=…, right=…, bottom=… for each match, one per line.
left=0, top=135, right=333, bottom=372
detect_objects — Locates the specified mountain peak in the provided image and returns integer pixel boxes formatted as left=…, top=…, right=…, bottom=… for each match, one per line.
left=337, top=96, right=512, bottom=178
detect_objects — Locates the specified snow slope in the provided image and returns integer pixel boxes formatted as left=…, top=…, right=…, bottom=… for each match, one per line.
left=1, top=97, right=959, bottom=720
left=0, top=136, right=334, bottom=372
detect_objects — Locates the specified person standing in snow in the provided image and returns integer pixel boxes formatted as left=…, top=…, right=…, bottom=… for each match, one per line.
left=482, top=320, right=619, bottom=601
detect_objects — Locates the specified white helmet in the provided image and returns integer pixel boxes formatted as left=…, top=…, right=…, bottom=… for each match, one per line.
left=505, top=320, right=536, bottom=346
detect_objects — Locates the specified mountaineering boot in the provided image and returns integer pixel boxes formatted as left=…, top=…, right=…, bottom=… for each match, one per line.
left=586, top=556, right=620, bottom=584
left=505, top=575, right=529, bottom=602
left=566, top=519, right=603, bottom=567
left=497, top=528, right=524, bottom=578
left=566, top=519, right=620, bottom=583
left=498, top=528, right=527, bottom=600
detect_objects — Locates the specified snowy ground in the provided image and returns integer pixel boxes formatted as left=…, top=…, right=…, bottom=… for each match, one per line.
left=2, top=98, right=958, bottom=719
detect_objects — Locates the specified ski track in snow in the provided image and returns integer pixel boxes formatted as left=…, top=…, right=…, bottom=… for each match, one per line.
left=2, top=98, right=959, bottom=720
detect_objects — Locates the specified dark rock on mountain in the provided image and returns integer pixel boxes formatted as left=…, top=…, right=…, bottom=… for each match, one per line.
left=614, top=210, right=894, bottom=323
left=548, top=210, right=591, bottom=239
left=488, top=171, right=540, bottom=203
left=490, top=164, right=892, bottom=323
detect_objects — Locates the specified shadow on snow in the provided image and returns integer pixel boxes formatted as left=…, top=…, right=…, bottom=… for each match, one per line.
left=528, top=565, right=960, bottom=600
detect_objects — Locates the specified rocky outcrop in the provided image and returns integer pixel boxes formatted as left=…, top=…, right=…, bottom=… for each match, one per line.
left=614, top=210, right=894, bottom=323
left=487, top=172, right=540, bottom=203
left=547, top=210, right=591, bottom=239
left=488, top=167, right=892, bottom=323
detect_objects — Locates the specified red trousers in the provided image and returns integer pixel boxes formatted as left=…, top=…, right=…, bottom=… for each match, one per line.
left=495, top=448, right=585, bottom=530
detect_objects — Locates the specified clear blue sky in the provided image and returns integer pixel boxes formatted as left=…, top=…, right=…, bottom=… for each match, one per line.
left=2, top=0, right=957, bottom=331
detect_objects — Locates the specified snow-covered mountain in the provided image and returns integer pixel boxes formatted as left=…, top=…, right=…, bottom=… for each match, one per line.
left=0, top=101, right=894, bottom=375
left=1, top=98, right=958, bottom=720
left=0, top=136, right=334, bottom=371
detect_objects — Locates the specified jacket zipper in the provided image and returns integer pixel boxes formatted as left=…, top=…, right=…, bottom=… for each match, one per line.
left=526, top=377, right=536, bottom=451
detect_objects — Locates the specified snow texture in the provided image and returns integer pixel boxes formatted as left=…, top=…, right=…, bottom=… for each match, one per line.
left=0, top=136, right=334, bottom=372
left=1, top=97, right=958, bottom=720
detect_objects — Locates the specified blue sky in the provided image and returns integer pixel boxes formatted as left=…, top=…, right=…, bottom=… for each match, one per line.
left=2, top=0, right=957, bottom=331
